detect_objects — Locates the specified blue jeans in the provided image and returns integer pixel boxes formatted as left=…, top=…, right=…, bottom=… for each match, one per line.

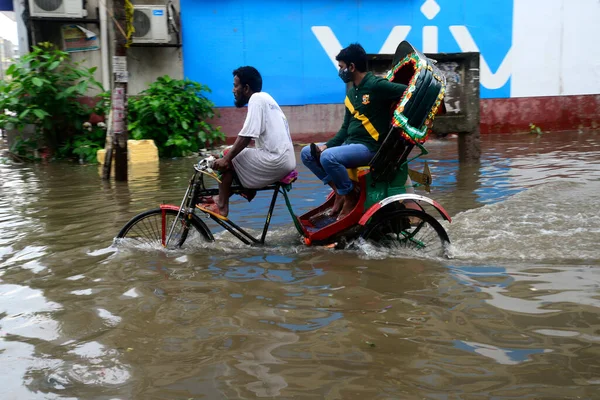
left=300, top=143, right=376, bottom=195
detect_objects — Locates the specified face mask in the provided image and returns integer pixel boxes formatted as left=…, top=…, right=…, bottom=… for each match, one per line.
left=338, top=67, right=353, bottom=83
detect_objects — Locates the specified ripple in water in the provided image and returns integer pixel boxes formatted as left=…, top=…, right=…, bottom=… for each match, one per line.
left=447, top=181, right=600, bottom=262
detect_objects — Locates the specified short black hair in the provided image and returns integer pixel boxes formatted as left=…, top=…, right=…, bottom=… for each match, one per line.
left=233, top=66, right=262, bottom=92
left=335, top=43, right=367, bottom=72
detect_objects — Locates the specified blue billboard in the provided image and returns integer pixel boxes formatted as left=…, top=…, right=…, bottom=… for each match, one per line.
left=181, top=0, right=513, bottom=107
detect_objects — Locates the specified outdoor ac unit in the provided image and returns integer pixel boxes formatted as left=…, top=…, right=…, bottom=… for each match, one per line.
left=28, top=0, right=85, bottom=18
left=132, top=5, right=170, bottom=44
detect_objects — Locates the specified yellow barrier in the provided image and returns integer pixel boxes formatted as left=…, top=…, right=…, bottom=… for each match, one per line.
left=97, top=139, right=159, bottom=164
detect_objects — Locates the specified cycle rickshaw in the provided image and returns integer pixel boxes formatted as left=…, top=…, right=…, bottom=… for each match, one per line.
left=117, top=41, right=452, bottom=257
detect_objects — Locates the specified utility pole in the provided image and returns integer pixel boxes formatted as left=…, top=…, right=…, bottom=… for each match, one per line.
left=103, top=0, right=129, bottom=181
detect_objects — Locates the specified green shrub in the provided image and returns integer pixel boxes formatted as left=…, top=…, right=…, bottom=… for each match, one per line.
left=0, top=42, right=104, bottom=160
left=128, top=75, right=224, bottom=157
left=57, top=122, right=107, bottom=163
left=9, top=136, right=39, bottom=162
left=57, top=91, right=111, bottom=164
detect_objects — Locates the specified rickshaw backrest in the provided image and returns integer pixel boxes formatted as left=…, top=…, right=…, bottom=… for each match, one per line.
left=369, top=41, right=446, bottom=183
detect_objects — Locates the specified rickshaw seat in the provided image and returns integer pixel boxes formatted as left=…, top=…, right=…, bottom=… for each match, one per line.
left=347, top=166, right=370, bottom=182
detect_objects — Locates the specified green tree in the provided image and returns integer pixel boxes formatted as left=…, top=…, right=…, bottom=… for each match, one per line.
left=0, top=42, right=104, bottom=159
left=128, top=75, right=224, bottom=157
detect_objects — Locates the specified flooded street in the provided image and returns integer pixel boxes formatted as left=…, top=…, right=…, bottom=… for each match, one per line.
left=1, top=131, right=599, bottom=399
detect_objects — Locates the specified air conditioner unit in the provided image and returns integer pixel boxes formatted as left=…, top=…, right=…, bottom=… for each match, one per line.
left=132, top=5, right=170, bottom=44
left=28, top=0, right=85, bottom=18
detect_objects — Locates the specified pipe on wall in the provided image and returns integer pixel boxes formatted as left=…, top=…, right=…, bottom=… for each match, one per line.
left=12, top=0, right=29, bottom=56
left=99, top=0, right=110, bottom=90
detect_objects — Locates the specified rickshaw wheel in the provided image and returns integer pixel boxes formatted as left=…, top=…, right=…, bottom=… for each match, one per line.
left=361, top=209, right=449, bottom=257
left=117, top=208, right=213, bottom=250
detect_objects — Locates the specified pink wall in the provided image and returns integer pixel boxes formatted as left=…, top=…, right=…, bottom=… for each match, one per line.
left=210, top=94, right=600, bottom=144
left=480, top=94, right=600, bottom=134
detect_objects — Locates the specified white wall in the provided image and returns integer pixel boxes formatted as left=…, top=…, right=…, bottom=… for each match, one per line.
left=127, top=47, right=183, bottom=95
left=511, top=0, right=600, bottom=97
left=126, top=0, right=183, bottom=95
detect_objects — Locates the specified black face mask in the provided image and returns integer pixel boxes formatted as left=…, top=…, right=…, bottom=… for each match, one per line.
left=338, top=67, right=353, bottom=83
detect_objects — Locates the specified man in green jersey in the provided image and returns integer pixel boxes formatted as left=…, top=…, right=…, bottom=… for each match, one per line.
left=301, top=43, right=408, bottom=219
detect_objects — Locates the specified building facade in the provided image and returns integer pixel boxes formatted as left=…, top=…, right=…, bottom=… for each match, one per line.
left=0, top=37, right=15, bottom=80
left=180, top=0, right=600, bottom=138
left=9, top=0, right=600, bottom=138
left=11, top=0, right=183, bottom=94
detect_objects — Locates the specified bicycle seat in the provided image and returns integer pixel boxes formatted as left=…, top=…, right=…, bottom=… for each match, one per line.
left=279, top=169, right=298, bottom=184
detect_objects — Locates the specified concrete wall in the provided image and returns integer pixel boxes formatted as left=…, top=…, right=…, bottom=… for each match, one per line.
left=201, top=0, right=599, bottom=138
left=14, top=0, right=600, bottom=138
left=179, top=0, right=599, bottom=107
left=32, top=16, right=105, bottom=91
left=127, top=46, right=182, bottom=95
left=125, top=0, right=183, bottom=94
left=17, top=0, right=182, bottom=94
left=212, top=94, right=600, bottom=144
left=481, top=95, right=600, bottom=134
left=210, top=104, right=347, bottom=145
left=0, top=37, right=15, bottom=79
left=180, top=0, right=514, bottom=106
left=511, top=0, right=600, bottom=97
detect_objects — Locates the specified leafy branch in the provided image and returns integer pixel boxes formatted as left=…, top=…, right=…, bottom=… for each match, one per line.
left=128, top=75, right=224, bottom=157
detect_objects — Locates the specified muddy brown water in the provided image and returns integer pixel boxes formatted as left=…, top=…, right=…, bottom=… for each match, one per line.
left=1, top=131, right=599, bottom=399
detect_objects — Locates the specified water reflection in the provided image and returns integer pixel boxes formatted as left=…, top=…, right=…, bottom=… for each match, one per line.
left=0, top=284, right=62, bottom=341
left=1, top=131, right=600, bottom=398
left=453, top=340, right=551, bottom=365
left=447, top=264, right=600, bottom=314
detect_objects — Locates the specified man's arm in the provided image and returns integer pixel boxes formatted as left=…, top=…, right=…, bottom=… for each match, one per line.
left=324, top=107, right=351, bottom=150
left=213, top=97, right=262, bottom=171
left=213, top=136, right=252, bottom=171
left=376, top=79, right=408, bottom=101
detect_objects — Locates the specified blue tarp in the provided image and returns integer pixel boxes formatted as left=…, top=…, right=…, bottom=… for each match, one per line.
left=0, top=0, right=13, bottom=11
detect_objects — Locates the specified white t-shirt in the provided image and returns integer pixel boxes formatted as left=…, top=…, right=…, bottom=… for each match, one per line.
left=232, top=92, right=296, bottom=188
left=238, top=92, right=293, bottom=154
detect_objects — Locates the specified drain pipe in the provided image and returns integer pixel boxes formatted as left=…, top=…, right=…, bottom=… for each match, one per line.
left=12, top=0, right=30, bottom=56
left=99, top=1, right=110, bottom=90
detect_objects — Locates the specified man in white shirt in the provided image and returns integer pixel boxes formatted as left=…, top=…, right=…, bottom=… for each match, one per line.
left=200, top=66, right=296, bottom=217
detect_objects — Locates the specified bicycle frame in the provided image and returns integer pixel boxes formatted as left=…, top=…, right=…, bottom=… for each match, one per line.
left=199, top=182, right=289, bottom=246
left=167, top=168, right=297, bottom=247
left=164, top=141, right=436, bottom=248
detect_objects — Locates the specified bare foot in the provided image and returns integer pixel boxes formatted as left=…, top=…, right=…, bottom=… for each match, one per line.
left=331, top=194, right=345, bottom=215
left=197, top=202, right=229, bottom=218
left=199, top=195, right=218, bottom=204
left=337, top=191, right=359, bottom=221
left=216, top=201, right=229, bottom=217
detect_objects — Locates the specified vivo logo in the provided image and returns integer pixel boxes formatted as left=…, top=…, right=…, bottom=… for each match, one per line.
left=311, top=0, right=511, bottom=91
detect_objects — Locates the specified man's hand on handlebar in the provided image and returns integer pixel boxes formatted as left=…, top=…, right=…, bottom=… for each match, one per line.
left=213, top=157, right=231, bottom=171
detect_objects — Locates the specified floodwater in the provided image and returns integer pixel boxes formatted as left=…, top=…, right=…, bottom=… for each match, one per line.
left=1, top=131, right=599, bottom=399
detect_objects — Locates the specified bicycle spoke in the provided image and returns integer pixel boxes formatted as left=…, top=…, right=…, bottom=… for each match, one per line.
left=144, top=218, right=159, bottom=244
left=141, top=218, right=159, bottom=245
left=364, top=210, right=448, bottom=257
left=121, top=212, right=185, bottom=249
